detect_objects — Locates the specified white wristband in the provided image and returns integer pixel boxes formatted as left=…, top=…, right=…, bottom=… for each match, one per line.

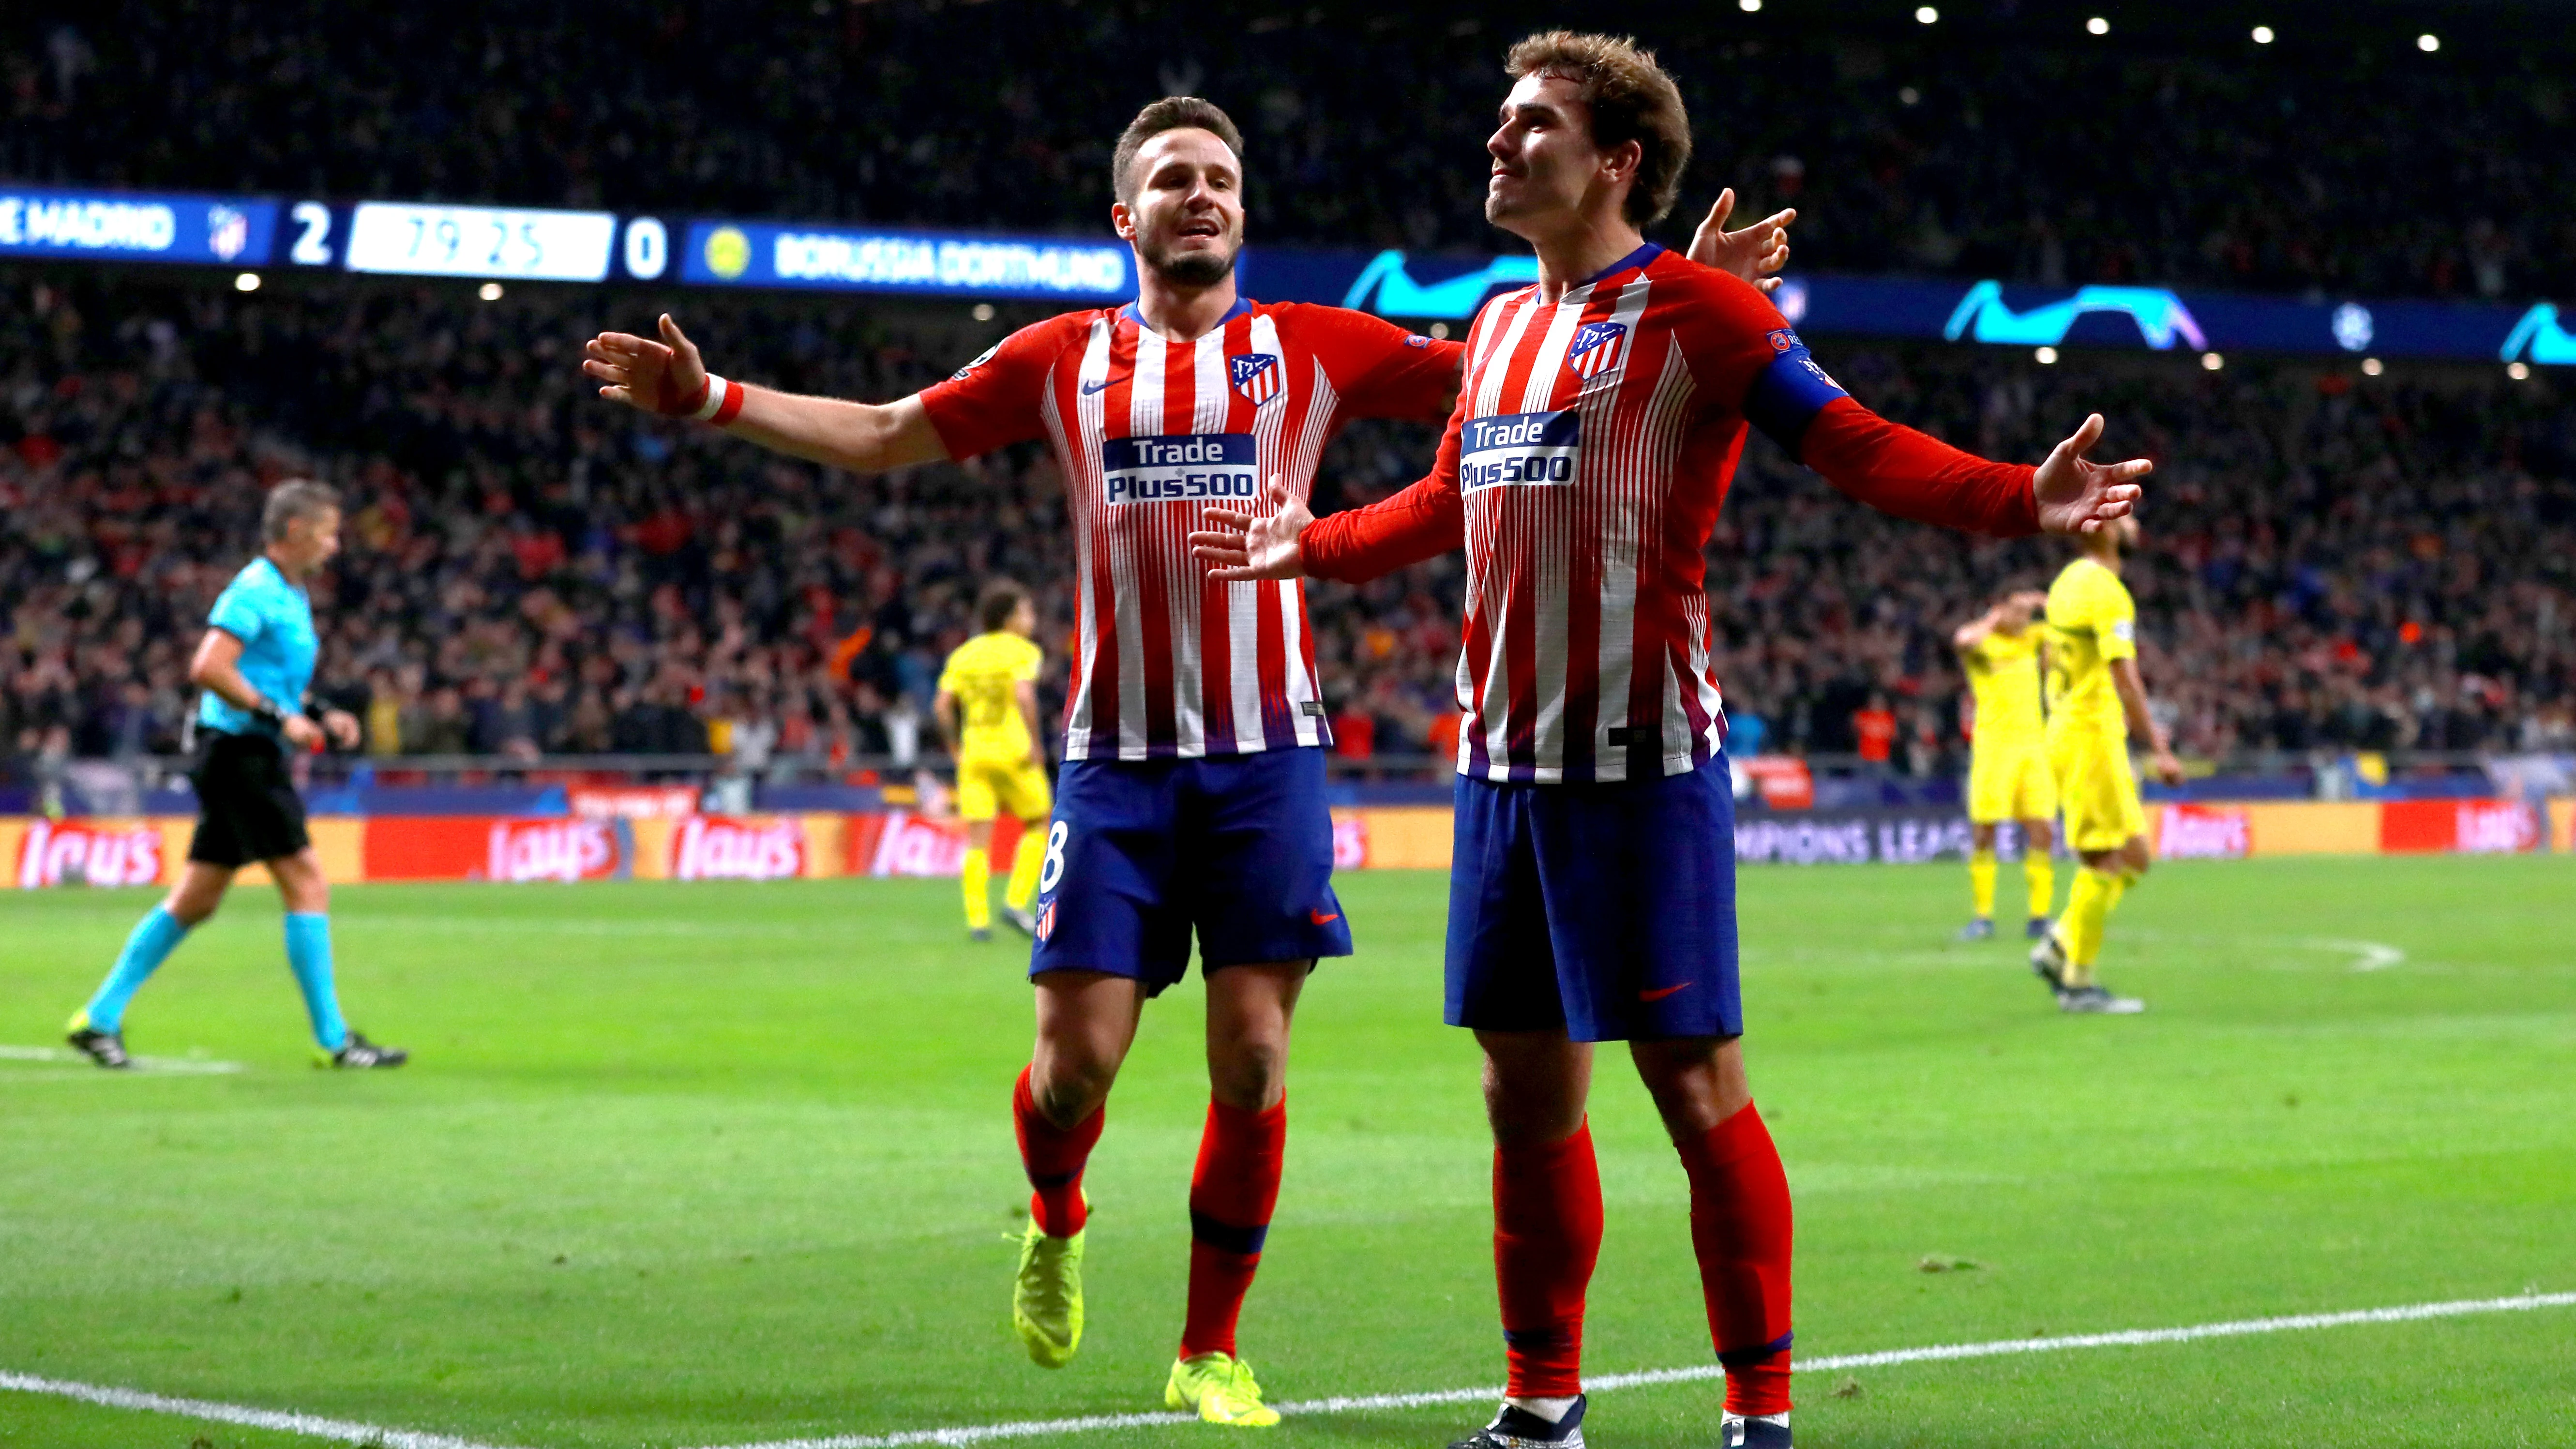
left=690, top=374, right=734, bottom=423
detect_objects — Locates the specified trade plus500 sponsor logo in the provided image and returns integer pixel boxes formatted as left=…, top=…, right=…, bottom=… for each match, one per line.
left=1101, top=433, right=1258, bottom=505
left=1460, top=410, right=1580, bottom=491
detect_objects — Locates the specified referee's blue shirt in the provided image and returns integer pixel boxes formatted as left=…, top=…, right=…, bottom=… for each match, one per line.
left=196, top=557, right=318, bottom=735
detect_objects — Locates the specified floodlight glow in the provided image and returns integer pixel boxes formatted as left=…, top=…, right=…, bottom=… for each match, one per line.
left=478, top=282, right=504, bottom=301
left=1915, top=6, right=1938, bottom=24
left=1740, top=0, right=1762, bottom=11
left=2034, top=346, right=2058, bottom=364
left=233, top=272, right=259, bottom=292
left=2362, top=358, right=2384, bottom=376
left=2417, top=33, right=2439, bottom=52
left=2201, top=352, right=2224, bottom=370
left=2252, top=25, right=2275, bottom=44
left=2509, top=362, right=2532, bottom=380
left=2087, top=16, right=2109, bottom=35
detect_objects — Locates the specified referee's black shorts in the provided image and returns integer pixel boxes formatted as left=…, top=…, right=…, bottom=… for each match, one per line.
left=187, top=729, right=311, bottom=868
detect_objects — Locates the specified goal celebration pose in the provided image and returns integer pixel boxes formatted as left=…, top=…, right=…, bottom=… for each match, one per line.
left=1952, top=589, right=2059, bottom=941
left=64, top=480, right=407, bottom=1072
left=590, top=98, right=1480, bottom=1426
left=2030, top=516, right=2184, bottom=1012
left=1193, top=33, right=2149, bottom=1449
left=588, top=85, right=1789, bottom=1425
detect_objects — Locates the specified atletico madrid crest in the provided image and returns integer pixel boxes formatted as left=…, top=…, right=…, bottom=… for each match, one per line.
left=1232, top=352, right=1284, bottom=404
left=1034, top=900, right=1057, bottom=940
left=1566, top=321, right=1629, bottom=379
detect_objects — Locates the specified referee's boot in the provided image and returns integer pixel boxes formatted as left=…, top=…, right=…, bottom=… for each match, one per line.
left=322, top=1030, right=408, bottom=1069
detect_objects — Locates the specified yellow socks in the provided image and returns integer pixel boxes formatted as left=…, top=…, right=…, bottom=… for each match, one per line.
left=1968, top=849, right=1998, bottom=920
left=963, top=847, right=993, bottom=932
left=2059, top=867, right=2130, bottom=985
left=1004, top=827, right=1043, bottom=913
left=2025, top=854, right=2056, bottom=922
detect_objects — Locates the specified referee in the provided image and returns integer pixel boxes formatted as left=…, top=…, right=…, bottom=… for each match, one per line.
left=65, top=480, right=406, bottom=1070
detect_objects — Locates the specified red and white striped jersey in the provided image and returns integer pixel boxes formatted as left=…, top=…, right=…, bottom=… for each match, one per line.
left=1302, top=243, right=2039, bottom=785
left=920, top=299, right=1460, bottom=761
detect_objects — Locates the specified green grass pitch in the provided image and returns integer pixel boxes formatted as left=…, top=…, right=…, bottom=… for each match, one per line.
left=3, top=855, right=2572, bottom=1448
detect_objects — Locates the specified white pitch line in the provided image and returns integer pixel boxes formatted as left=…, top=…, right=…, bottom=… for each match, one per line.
left=0, top=1044, right=247, bottom=1073
left=9, top=1291, right=2568, bottom=1449
left=691, top=1290, right=2576, bottom=1449
left=0, top=1370, right=515, bottom=1449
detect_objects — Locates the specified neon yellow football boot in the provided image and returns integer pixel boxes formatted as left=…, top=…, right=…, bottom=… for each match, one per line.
left=1012, top=1216, right=1085, bottom=1368
left=1164, top=1352, right=1282, bottom=1427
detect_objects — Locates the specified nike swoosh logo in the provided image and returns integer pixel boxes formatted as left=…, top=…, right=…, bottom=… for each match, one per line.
left=1310, top=909, right=1341, bottom=925
left=1638, top=982, right=1693, bottom=1002
left=1080, top=375, right=1128, bottom=396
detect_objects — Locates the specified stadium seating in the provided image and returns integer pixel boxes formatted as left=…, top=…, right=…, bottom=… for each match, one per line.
left=1, top=273, right=2568, bottom=787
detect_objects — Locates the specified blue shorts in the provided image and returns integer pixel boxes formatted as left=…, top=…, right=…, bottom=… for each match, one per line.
left=1446, top=753, right=1743, bottom=1042
left=1029, top=748, right=1353, bottom=995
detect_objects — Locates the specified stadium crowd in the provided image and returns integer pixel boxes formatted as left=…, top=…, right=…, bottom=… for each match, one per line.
left=2, top=274, right=2570, bottom=786
left=3, top=2, right=2574, bottom=301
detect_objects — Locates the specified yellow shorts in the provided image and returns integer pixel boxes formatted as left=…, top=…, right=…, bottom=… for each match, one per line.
left=956, top=755, right=1052, bottom=824
left=1966, top=737, right=2057, bottom=824
left=2048, top=727, right=2145, bottom=853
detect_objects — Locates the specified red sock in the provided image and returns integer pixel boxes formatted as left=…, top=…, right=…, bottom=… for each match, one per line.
left=1676, top=1104, right=1795, bottom=1417
left=1178, top=1096, right=1287, bottom=1358
left=1013, top=1065, right=1104, bottom=1237
left=1494, top=1120, right=1604, bottom=1399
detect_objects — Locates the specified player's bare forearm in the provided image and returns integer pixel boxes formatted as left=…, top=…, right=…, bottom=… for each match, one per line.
left=187, top=631, right=268, bottom=715
left=724, top=388, right=949, bottom=475
left=1016, top=681, right=1045, bottom=766
left=1951, top=608, right=2000, bottom=652
left=585, top=313, right=947, bottom=474
left=2109, top=659, right=2165, bottom=749
left=934, top=693, right=960, bottom=755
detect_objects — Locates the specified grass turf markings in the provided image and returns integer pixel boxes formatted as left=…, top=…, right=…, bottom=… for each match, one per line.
left=11, top=1292, right=2568, bottom=1449
left=0, top=1043, right=247, bottom=1073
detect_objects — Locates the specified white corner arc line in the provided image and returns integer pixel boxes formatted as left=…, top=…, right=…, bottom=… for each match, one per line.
left=0, top=1370, right=518, bottom=1449
left=8, top=1292, right=2568, bottom=1449
left=693, top=1291, right=2576, bottom=1449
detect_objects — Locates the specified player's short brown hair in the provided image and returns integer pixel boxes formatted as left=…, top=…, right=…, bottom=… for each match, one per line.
left=261, top=478, right=341, bottom=541
left=1505, top=30, right=1693, bottom=227
left=977, top=579, right=1033, bottom=634
left=1111, top=96, right=1245, bottom=207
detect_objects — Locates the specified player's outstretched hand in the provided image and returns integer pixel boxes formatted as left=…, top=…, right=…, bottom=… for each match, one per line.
left=1190, top=478, right=1312, bottom=582
left=2033, top=413, right=2151, bottom=536
left=1687, top=188, right=1795, bottom=295
left=321, top=708, right=362, bottom=750
left=583, top=314, right=710, bottom=416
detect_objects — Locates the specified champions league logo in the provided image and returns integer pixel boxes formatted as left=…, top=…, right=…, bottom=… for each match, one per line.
left=1231, top=352, right=1282, bottom=404
left=1566, top=321, right=1628, bottom=379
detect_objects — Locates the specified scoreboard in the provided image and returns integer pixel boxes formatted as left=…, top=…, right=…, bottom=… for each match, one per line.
left=0, top=182, right=2566, bottom=366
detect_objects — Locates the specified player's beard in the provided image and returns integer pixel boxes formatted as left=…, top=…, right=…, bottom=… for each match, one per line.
left=1139, top=230, right=1238, bottom=288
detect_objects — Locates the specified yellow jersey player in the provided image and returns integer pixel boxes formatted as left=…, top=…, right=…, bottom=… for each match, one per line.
left=1952, top=588, right=2057, bottom=941
left=2031, top=516, right=2182, bottom=1012
left=935, top=580, right=1052, bottom=940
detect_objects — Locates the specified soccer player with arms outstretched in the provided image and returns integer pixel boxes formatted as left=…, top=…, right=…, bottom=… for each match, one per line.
left=2029, top=516, right=2184, bottom=1013
left=1192, top=33, right=2148, bottom=1449
left=1952, top=589, right=2059, bottom=941
left=586, top=94, right=1789, bottom=1425
left=65, top=481, right=407, bottom=1071
left=936, top=579, right=1052, bottom=941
